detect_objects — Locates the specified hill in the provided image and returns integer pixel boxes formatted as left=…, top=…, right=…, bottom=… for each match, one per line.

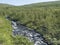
left=0, top=1, right=60, bottom=45
left=0, top=3, right=14, bottom=7
left=20, top=1, right=60, bottom=7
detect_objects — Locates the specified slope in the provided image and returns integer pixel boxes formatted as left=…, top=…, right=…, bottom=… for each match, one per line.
left=0, top=1, right=60, bottom=45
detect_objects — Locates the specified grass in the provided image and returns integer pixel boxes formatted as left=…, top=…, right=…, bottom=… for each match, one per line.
left=0, top=16, right=33, bottom=45
left=0, top=16, right=12, bottom=45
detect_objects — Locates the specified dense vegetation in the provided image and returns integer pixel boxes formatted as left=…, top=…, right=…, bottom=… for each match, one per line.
left=0, top=15, right=12, bottom=45
left=0, top=14, right=33, bottom=45
left=0, top=1, right=60, bottom=45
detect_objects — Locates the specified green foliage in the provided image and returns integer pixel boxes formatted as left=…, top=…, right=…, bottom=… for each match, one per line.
left=0, top=1, right=60, bottom=45
left=0, top=16, right=33, bottom=45
left=11, top=36, right=33, bottom=45
left=0, top=16, right=13, bottom=45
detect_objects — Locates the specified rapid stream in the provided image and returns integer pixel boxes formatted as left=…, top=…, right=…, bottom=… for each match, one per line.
left=11, top=21, right=47, bottom=45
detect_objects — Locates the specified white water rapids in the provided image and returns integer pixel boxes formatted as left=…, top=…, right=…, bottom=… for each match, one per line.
left=11, top=21, right=47, bottom=45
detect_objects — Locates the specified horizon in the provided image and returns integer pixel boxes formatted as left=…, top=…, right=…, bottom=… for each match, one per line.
left=0, top=0, right=58, bottom=6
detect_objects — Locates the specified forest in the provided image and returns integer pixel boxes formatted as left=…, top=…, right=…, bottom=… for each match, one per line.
left=0, top=1, right=60, bottom=45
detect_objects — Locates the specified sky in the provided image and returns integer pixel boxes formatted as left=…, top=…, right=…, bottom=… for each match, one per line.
left=0, top=0, right=57, bottom=6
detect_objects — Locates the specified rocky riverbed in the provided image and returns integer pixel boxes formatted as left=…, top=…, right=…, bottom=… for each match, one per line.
left=11, top=21, right=47, bottom=45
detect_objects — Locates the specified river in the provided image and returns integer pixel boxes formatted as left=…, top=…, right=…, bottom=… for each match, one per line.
left=11, top=21, right=48, bottom=45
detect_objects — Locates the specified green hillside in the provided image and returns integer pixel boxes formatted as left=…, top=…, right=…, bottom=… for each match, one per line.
left=0, top=1, right=60, bottom=45
left=0, top=16, right=33, bottom=45
left=0, top=16, right=12, bottom=45
left=0, top=3, right=13, bottom=7
left=20, top=1, right=60, bottom=8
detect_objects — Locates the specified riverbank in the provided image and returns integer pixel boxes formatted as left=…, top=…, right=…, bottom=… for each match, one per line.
left=0, top=16, right=13, bottom=45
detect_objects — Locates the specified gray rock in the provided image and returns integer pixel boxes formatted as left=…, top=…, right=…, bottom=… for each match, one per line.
left=12, top=21, right=47, bottom=45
